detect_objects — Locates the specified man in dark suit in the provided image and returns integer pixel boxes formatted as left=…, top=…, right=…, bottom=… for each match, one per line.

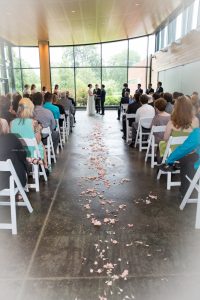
left=135, top=83, right=143, bottom=95
left=122, top=93, right=141, bottom=139
left=122, top=83, right=130, bottom=97
left=93, top=84, right=101, bottom=113
left=117, top=92, right=130, bottom=120
left=100, top=84, right=106, bottom=115
left=156, top=81, right=164, bottom=94
left=146, top=83, right=154, bottom=94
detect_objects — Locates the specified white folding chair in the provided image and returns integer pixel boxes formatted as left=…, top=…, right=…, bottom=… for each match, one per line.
left=20, top=138, right=47, bottom=192
left=0, top=159, right=33, bottom=234
left=59, top=114, right=67, bottom=144
left=145, top=125, right=166, bottom=168
left=121, top=104, right=128, bottom=119
left=125, top=113, right=136, bottom=143
left=56, top=119, right=63, bottom=154
left=179, top=166, right=200, bottom=229
left=42, top=127, right=56, bottom=168
left=135, top=117, right=153, bottom=152
left=65, top=110, right=70, bottom=138
left=157, top=136, right=188, bottom=190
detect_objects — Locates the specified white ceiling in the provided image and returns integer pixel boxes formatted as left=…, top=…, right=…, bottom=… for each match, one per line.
left=0, top=0, right=186, bottom=45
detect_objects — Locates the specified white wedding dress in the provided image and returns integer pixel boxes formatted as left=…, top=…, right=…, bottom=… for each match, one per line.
left=86, top=88, right=95, bottom=116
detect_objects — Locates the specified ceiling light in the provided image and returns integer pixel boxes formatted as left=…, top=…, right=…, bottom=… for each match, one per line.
left=135, top=3, right=140, bottom=6
left=72, top=10, right=76, bottom=13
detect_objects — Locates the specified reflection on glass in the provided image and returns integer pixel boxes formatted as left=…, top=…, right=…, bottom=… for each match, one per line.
left=129, top=36, right=148, bottom=66
left=50, top=47, right=74, bottom=67
left=12, top=47, right=20, bottom=68
left=20, top=47, right=40, bottom=68
left=51, top=68, right=75, bottom=94
left=13, top=69, right=22, bottom=92
left=75, top=45, right=101, bottom=67
left=148, top=35, right=155, bottom=63
left=76, top=68, right=101, bottom=106
left=22, top=69, right=41, bottom=90
left=128, top=68, right=147, bottom=93
left=102, top=41, right=128, bottom=66
left=102, top=68, right=127, bottom=105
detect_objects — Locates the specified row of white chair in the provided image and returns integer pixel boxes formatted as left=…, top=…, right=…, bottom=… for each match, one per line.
left=124, top=112, right=200, bottom=229
left=0, top=113, right=72, bottom=234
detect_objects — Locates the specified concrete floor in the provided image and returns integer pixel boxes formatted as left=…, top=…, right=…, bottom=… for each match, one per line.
left=0, top=110, right=200, bottom=300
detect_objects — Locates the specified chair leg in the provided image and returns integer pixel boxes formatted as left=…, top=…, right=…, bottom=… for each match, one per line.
left=10, top=177, right=17, bottom=235
left=151, top=142, right=155, bottom=169
left=40, top=165, right=47, bottom=182
left=167, top=172, right=171, bottom=190
left=180, top=176, right=199, bottom=210
left=195, top=182, right=200, bottom=229
left=34, top=164, right=40, bottom=192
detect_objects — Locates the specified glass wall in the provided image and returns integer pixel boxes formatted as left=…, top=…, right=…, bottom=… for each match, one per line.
left=50, top=35, right=154, bottom=106
left=156, top=0, right=200, bottom=51
left=12, top=47, right=40, bottom=93
left=1, top=35, right=154, bottom=103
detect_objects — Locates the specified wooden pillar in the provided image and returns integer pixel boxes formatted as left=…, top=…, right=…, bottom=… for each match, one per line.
left=38, top=41, right=51, bottom=92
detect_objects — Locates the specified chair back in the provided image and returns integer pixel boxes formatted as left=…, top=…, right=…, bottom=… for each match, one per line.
left=163, top=135, right=188, bottom=162
left=19, top=138, right=41, bottom=159
left=122, top=104, right=128, bottom=112
left=139, top=117, right=153, bottom=129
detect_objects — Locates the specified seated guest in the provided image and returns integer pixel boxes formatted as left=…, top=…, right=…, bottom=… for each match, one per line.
left=172, top=92, right=183, bottom=104
left=0, top=95, right=15, bottom=124
left=117, top=92, right=130, bottom=120
left=159, top=95, right=199, bottom=158
left=42, top=86, right=47, bottom=96
left=23, top=84, right=30, bottom=96
left=122, top=93, right=141, bottom=139
left=151, top=98, right=170, bottom=144
left=10, top=98, right=48, bottom=170
left=146, top=83, right=154, bottom=95
left=31, top=84, right=36, bottom=95
left=66, top=91, right=76, bottom=122
left=59, top=92, right=74, bottom=131
left=44, top=92, right=60, bottom=120
left=53, top=84, right=61, bottom=98
left=129, top=94, right=155, bottom=147
left=191, top=93, right=200, bottom=116
left=161, top=128, right=200, bottom=197
left=0, top=117, right=9, bottom=133
left=135, top=83, right=143, bottom=95
left=0, top=119, right=28, bottom=190
left=163, top=93, right=173, bottom=114
left=52, top=94, right=65, bottom=127
left=12, top=93, right=22, bottom=114
left=32, top=93, right=59, bottom=151
left=156, top=81, right=164, bottom=94
left=122, top=83, right=130, bottom=98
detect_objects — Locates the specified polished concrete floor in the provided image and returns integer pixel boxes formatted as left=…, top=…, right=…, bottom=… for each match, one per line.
left=0, top=110, right=200, bottom=300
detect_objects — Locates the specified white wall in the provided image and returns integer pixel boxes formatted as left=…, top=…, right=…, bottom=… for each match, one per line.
left=158, top=60, right=200, bottom=94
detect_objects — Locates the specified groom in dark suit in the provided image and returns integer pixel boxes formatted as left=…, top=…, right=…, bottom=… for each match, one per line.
left=100, top=84, right=106, bottom=115
left=93, top=84, right=101, bottom=113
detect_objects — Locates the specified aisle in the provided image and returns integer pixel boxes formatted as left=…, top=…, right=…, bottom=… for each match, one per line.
left=1, top=111, right=200, bottom=300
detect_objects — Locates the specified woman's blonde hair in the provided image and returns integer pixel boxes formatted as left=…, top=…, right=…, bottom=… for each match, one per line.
left=171, top=95, right=193, bottom=129
left=17, top=98, right=34, bottom=119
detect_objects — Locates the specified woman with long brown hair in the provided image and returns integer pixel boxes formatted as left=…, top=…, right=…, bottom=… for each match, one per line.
left=159, top=95, right=199, bottom=157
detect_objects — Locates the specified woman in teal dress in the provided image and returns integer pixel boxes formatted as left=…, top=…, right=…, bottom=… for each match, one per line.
left=10, top=98, right=47, bottom=168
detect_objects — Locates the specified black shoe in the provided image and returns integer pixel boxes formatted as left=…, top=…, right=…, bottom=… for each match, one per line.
left=45, top=168, right=50, bottom=177
left=129, top=142, right=135, bottom=148
left=120, top=129, right=123, bottom=132
left=117, top=118, right=120, bottom=120
left=100, top=113, right=104, bottom=115
left=159, top=163, right=176, bottom=172
left=122, top=136, right=126, bottom=140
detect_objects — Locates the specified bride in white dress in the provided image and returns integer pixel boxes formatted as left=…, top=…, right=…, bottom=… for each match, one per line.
left=86, top=84, right=95, bottom=116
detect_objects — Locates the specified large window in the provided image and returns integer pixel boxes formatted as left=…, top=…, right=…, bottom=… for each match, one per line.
left=12, top=47, right=40, bottom=93
left=50, top=36, right=153, bottom=106
left=156, top=0, right=200, bottom=51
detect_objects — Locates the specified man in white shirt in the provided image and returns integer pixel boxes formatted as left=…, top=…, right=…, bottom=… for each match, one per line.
left=129, top=94, right=155, bottom=147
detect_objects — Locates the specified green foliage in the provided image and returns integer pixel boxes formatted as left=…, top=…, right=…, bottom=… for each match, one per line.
left=105, top=95, right=120, bottom=105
